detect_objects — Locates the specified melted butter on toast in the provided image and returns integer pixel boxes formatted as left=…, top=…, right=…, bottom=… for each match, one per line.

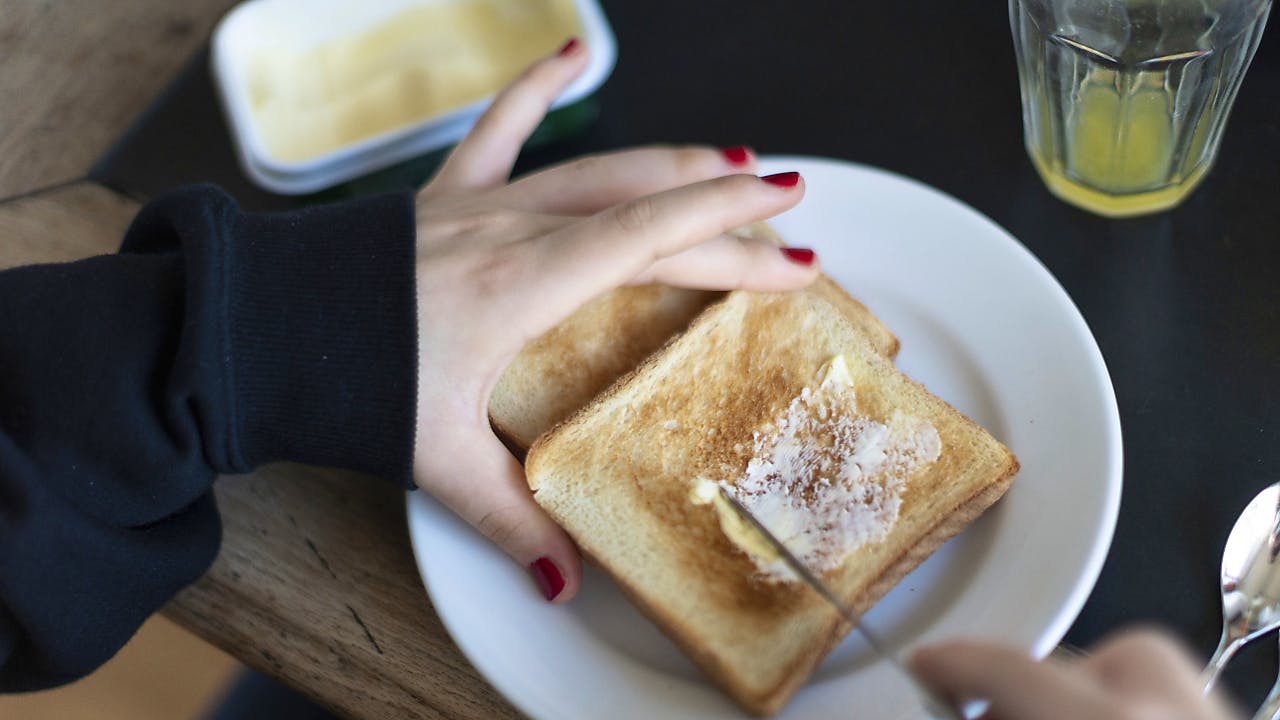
left=692, top=356, right=943, bottom=582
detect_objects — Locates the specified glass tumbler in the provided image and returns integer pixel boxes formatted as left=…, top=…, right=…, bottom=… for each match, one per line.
left=1009, top=0, right=1272, bottom=217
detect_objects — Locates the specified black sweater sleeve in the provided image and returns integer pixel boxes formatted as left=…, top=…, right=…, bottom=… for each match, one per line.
left=0, top=184, right=418, bottom=691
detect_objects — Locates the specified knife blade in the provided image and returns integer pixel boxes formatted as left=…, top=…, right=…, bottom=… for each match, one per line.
left=716, top=485, right=963, bottom=720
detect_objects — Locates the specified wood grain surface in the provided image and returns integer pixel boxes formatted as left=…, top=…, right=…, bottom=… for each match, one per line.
left=169, top=467, right=522, bottom=720
left=0, top=0, right=239, bottom=199
left=0, top=181, right=139, bottom=266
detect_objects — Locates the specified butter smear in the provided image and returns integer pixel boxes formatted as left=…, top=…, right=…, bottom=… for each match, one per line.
left=698, top=356, right=942, bottom=582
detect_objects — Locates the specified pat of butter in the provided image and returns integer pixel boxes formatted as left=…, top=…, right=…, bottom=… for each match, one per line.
left=689, top=480, right=783, bottom=565
left=820, top=354, right=853, bottom=388
left=689, top=479, right=719, bottom=505
left=246, top=0, right=582, bottom=162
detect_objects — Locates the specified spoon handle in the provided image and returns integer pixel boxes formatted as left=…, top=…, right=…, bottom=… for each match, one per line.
left=1252, top=636, right=1280, bottom=720
left=1200, top=634, right=1240, bottom=694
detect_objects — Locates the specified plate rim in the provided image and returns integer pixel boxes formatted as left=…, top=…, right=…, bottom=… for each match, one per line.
left=762, top=154, right=1122, bottom=658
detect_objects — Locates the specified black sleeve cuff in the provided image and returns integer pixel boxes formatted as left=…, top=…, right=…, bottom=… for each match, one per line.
left=225, top=192, right=419, bottom=489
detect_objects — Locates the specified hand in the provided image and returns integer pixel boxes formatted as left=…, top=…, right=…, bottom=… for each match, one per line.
left=911, top=628, right=1240, bottom=720
left=410, top=39, right=821, bottom=602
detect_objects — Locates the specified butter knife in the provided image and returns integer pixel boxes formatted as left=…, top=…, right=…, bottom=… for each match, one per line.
left=716, top=485, right=963, bottom=720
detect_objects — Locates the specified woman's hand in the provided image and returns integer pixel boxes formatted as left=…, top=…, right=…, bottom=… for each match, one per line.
left=411, top=39, right=820, bottom=602
left=911, top=628, right=1240, bottom=720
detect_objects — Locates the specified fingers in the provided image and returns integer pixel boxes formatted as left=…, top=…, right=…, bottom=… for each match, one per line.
left=911, top=641, right=1106, bottom=720
left=1080, top=629, right=1236, bottom=717
left=502, top=145, right=757, bottom=215
left=415, top=426, right=582, bottom=603
left=915, top=633, right=1240, bottom=720
left=629, top=232, right=820, bottom=291
left=522, top=172, right=805, bottom=328
left=427, top=38, right=589, bottom=194
left=1082, top=629, right=1199, bottom=694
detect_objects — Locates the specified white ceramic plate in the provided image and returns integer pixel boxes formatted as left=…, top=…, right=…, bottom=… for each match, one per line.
left=406, top=156, right=1123, bottom=720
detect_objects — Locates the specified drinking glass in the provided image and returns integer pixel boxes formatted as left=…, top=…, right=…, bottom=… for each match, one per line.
left=1009, top=0, right=1272, bottom=217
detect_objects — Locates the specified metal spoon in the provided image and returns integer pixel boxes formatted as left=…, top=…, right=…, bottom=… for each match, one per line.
left=1200, top=483, right=1280, bottom=694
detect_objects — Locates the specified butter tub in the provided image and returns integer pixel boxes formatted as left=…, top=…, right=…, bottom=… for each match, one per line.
left=211, top=0, right=615, bottom=194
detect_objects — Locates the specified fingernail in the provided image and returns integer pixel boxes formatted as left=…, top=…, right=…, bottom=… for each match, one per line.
left=761, top=171, right=800, bottom=188
left=781, top=247, right=816, bottom=265
left=721, top=145, right=751, bottom=166
left=529, top=557, right=565, bottom=601
left=557, top=37, right=580, bottom=57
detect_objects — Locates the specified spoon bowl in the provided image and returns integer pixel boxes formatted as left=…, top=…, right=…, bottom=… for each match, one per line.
left=1201, top=482, right=1280, bottom=693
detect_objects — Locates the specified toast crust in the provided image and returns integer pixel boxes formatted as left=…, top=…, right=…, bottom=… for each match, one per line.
left=536, top=462, right=1017, bottom=716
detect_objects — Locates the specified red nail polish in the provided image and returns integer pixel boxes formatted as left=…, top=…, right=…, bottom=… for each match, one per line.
left=781, top=247, right=816, bottom=265
left=721, top=146, right=751, bottom=165
left=529, top=557, right=565, bottom=601
left=557, top=38, right=580, bottom=57
left=761, top=171, right=800, bottom=188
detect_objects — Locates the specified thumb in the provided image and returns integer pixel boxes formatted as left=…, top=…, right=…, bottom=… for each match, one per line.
left=416, top=426, right=582, bottom=603
left=910, top=640, right=1103, bottom=720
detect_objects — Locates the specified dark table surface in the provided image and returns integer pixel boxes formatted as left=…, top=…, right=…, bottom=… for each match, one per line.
left=95, top=0, right=1280, bottom=710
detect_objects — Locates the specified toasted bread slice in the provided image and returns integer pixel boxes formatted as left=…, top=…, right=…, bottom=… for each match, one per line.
left=525, top=289, right=1018, bottom=716
left=488, top=223, right=899, bottom=451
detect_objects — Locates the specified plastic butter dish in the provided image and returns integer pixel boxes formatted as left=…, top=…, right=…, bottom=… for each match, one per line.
left=211, top=0, right=615, bottom=195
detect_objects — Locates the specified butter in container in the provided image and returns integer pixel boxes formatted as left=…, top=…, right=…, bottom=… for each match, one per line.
left=211, top=0, right=616, bottom=195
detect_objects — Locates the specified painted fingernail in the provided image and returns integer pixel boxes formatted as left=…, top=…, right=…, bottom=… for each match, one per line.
left=557, top=37, right=580, bottom=57
left=529, top=557, right=565, bottom=601
left=761, top=171, right=801, bottom=188
left=781, top=247, right=816, bottom=265
left=721, top=145, right=751, bottom=166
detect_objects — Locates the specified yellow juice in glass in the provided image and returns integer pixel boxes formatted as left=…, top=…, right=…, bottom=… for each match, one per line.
left=1010, top=0, right=1271, bottom=217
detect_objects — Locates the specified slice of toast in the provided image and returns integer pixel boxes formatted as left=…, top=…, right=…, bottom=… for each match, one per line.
left=525, top=289, right=1018, bottom=716
left=488, top=223, right=900, bottom=451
